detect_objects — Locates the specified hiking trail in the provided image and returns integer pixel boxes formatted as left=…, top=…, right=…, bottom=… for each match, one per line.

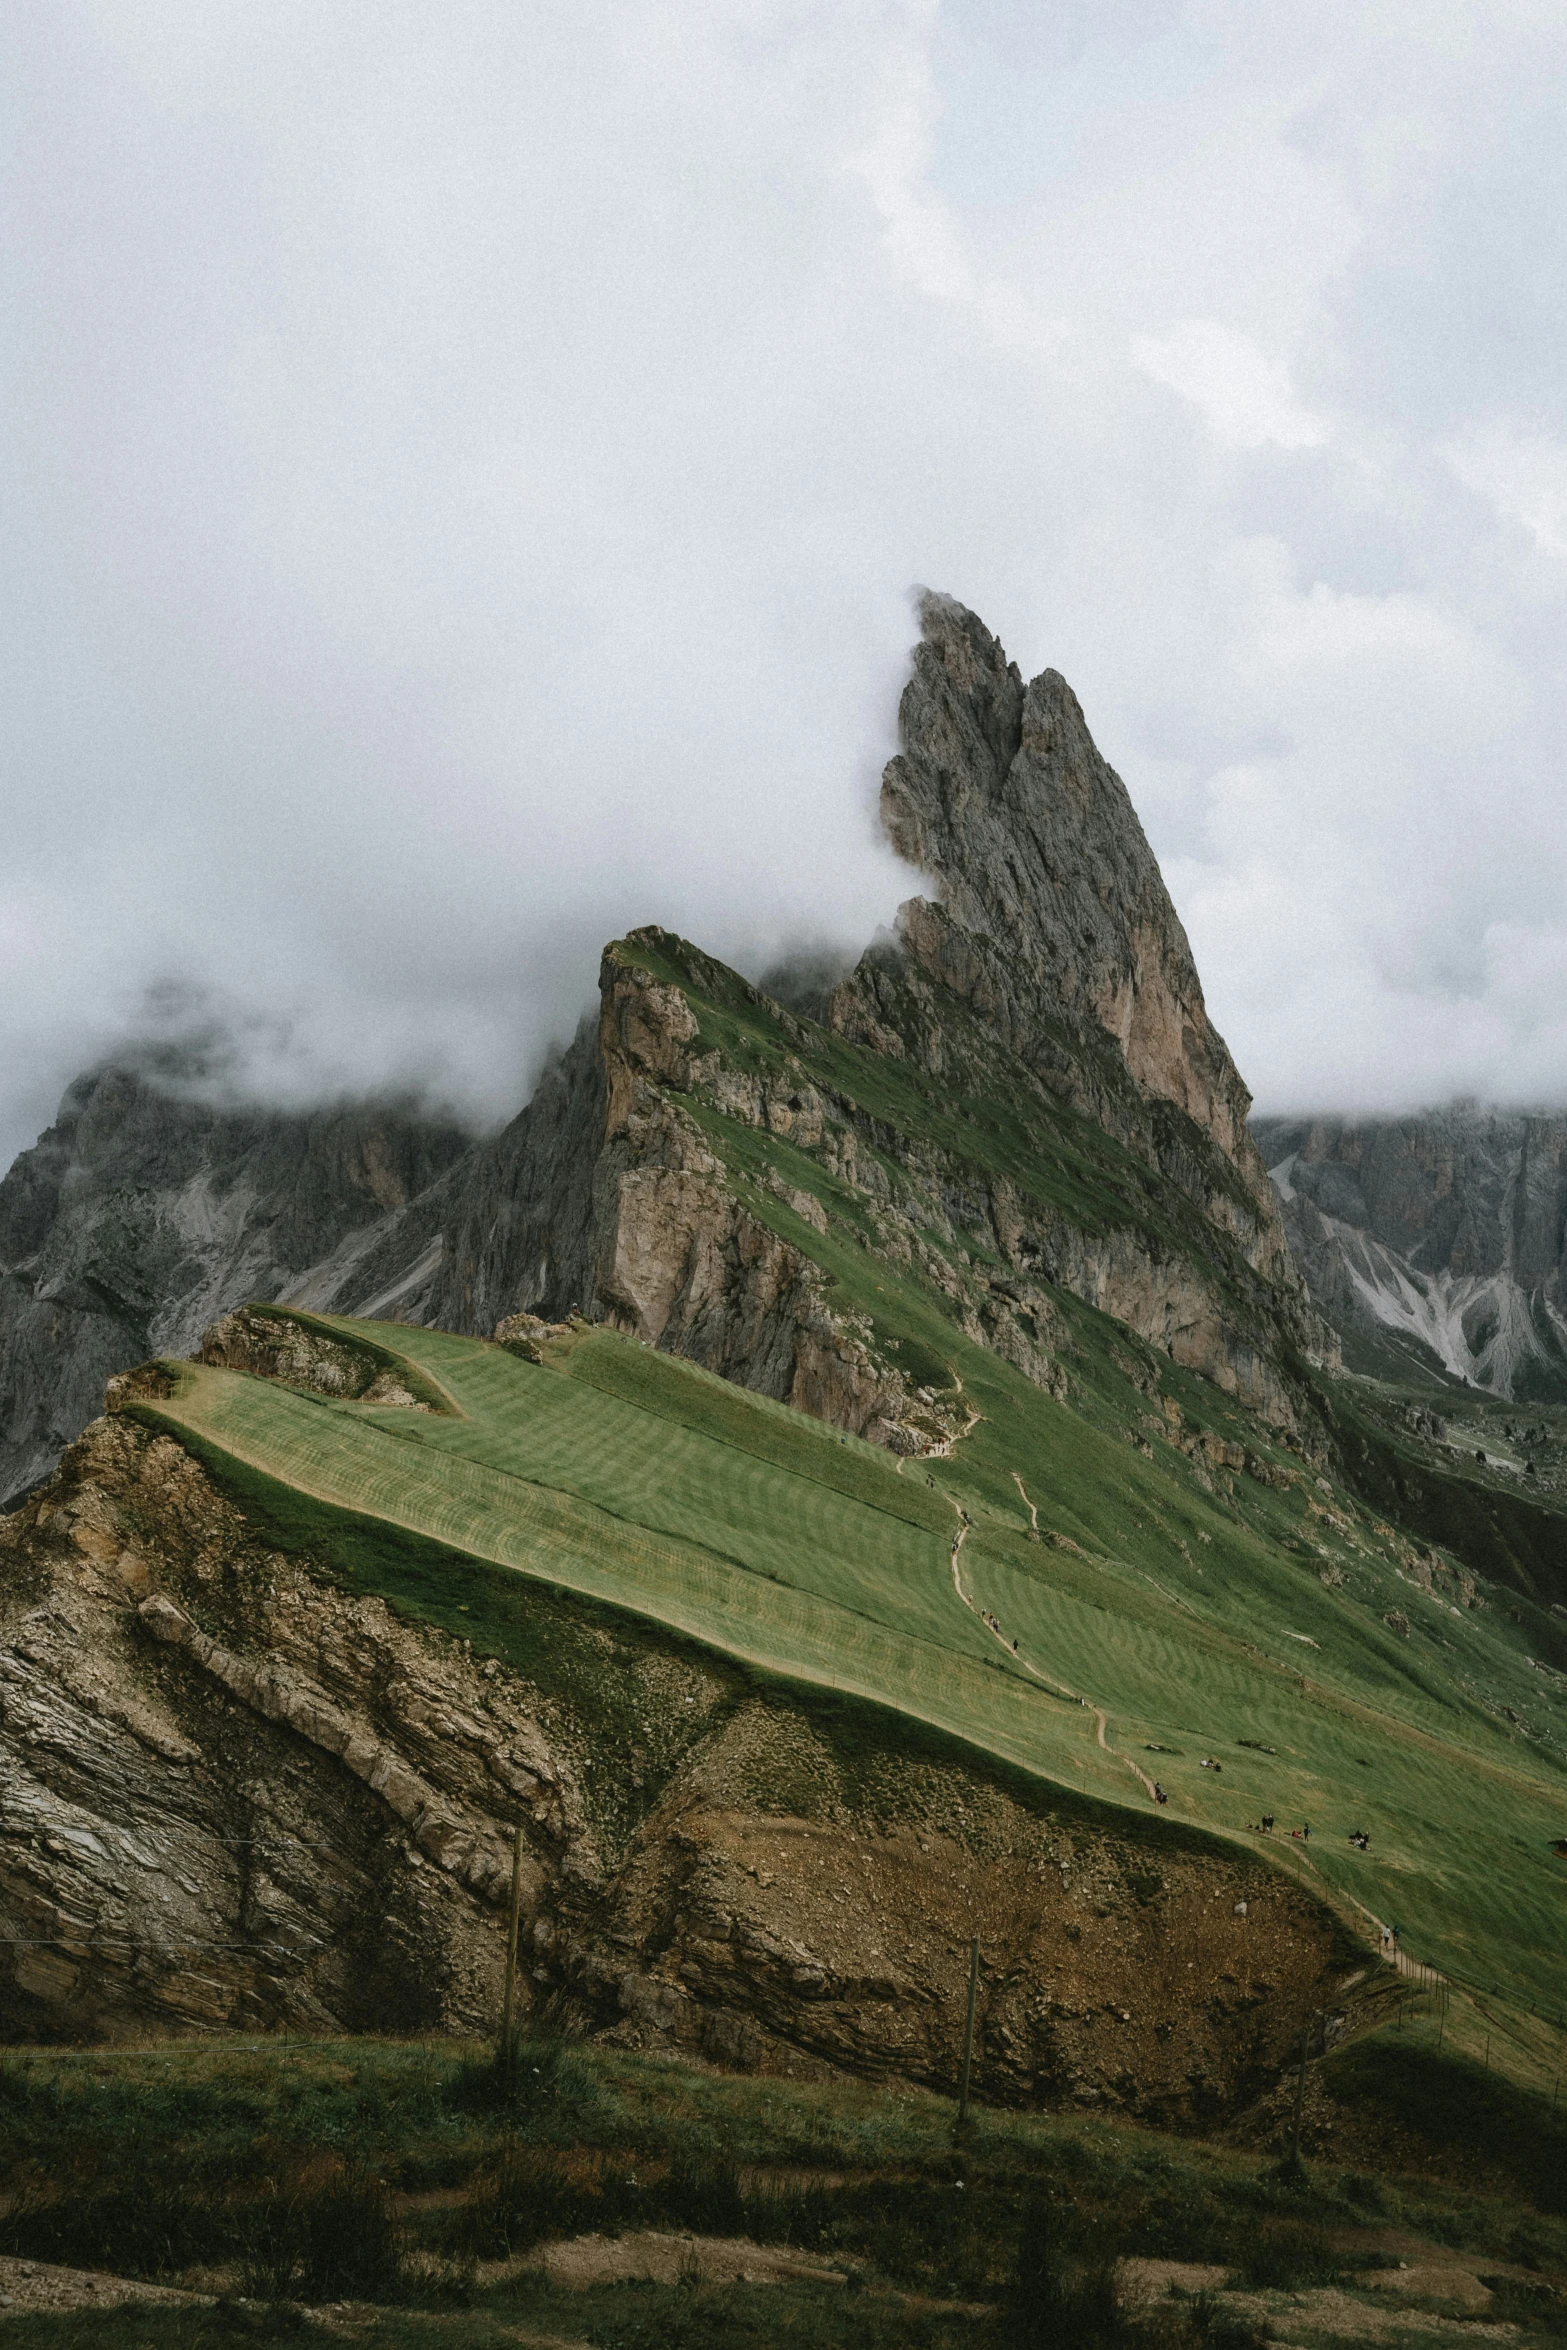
left=943, top=1489, right=1159, bottom=1802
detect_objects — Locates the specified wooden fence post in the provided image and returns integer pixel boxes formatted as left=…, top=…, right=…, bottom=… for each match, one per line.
left=500, top=1825, right=524, bottom=2081
left=956, top=1939, right=980, bottom=2132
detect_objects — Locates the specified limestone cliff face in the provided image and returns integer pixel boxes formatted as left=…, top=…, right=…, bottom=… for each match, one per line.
left=0, top=1409, right=1365, bottom=2110
left=842, top=595, right=1288, bottom=1269
left=0, top=1069, right=467, bottom=1505
left=1254, top=1107, right=1567, bottom=1400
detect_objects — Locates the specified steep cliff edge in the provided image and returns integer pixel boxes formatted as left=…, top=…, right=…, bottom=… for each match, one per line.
left=0, top=1404, right=1367, bottom=2107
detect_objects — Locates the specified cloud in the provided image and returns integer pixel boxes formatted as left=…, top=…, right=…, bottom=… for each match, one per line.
left=1132, top=321, right=1326, bottom=450
left=5, top=0, right=1567, bottom=1162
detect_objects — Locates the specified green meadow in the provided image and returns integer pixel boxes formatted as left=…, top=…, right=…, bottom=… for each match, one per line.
left=137, top=1275, right=1567, bottom=2029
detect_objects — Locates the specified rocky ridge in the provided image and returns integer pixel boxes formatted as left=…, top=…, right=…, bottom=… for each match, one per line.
left=315, top=598, right=1336, bottom=1447
left=0, top=597, right=1334, bottom=1494
left=0, top=1402, right=1366, bottom=2104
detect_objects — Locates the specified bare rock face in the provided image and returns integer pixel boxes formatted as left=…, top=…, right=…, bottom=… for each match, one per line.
left=0, top=1070, right=467, bottom=1504
left=0, top=1410, right=1365, bottom=2111
left=837, top=595, right=1288, bottom=1268
left=197, top=1304, right=434, bottom=1409
left=1254, top=1107, right=1567, bottom=1400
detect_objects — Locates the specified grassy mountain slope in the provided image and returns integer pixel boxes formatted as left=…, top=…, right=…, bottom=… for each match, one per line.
left=133, top=1281, right=1567, bottom=2025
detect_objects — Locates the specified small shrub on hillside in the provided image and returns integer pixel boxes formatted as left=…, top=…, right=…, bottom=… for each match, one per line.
left=238, top=2166, right=403, bottom=2302
left=453, top=2144, right=645, bottom=2257
left=1232, top=2215, right=1338, bottom=2292
left=1002, top=2192, right=1122, bottom=2349
left=662, top=2153, right=748, bottom=2236
left=1478, top=2274, right=1567, bottom=2337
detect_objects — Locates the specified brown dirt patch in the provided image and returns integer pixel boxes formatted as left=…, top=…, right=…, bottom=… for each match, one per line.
left=1118, top=2257, right=1230, bottom=2304
left=537, top=2230, right=851, bottom=2288
left=0, top=2252, right=207, bottom=2317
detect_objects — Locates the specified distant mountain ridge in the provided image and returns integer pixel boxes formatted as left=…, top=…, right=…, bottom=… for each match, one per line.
left=0, top=1071, right=468, bottom=1503
left=1252, top=1107, right=1567, bottom=1400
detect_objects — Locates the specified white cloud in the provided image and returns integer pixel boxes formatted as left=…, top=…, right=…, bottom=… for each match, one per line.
left=1133, top=320, right=1327, bottom=450
left=1442, top=424, right=1567, bottom=559
left=5, top=0, right=1567, bottom=1162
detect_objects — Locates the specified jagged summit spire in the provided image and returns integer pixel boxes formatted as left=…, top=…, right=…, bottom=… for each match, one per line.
left=875, top=592, right=1258, bottom=1179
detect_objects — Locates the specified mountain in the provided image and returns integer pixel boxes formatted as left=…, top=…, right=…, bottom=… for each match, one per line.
left=4, top=596, right=1565, bottom=2084
left=1253, top=1107, right=1567, bottom=1400
left=0, top=1067, right=469, bottom=1504
left=0, top=594, right=1334, bottom=1503
left=277, top=595, right=1337, bottom=1441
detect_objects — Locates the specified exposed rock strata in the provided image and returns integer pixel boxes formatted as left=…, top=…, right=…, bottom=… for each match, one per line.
left=0, top=1410, right=1366, bottom=2111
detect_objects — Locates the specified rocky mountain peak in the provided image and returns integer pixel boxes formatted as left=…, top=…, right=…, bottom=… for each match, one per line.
left=875, top=592, right=1259, bottom=1184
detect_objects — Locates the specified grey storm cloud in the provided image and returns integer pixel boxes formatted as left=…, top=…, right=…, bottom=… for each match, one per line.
left=6, top=0, right=1567, bottom=1166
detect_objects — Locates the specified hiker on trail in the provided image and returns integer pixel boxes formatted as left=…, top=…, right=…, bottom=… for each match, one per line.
left=1261, top=1814, right=1274, bottom=1833
left=1153, top=1781, right=1167, bottom=1804
left=1012, top=1639, right=1019, bottom=1652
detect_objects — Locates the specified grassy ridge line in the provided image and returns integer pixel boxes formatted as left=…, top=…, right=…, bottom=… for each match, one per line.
left=138, top=1315, right=1567, bottom=2016
left=336, top=1313, right=958, bottom=1546
left=138, top=1368, right=1130, bottom=1808
left=329, top=1339, right=978, bottom=1653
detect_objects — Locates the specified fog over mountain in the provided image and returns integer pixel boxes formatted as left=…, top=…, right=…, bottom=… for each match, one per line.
left=8, top=2, right=1567, bottom=1166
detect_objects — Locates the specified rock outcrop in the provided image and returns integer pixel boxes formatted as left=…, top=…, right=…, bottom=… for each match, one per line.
left=0, top=1408, right=1366, bottom=2110
left=833, top=596, right=1293, bottom=1273
left=1255, top=1107, right=1567, bottom=1400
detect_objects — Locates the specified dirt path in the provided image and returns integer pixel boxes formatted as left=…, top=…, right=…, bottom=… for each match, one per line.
left=944, top=1491, right=1159, bottom=1801
left=1011, top=1470, right=1039, bottom=1534
left=0, top=2254, right=208, bottom=2318
left=538, top=2232, right=850, bottom=2289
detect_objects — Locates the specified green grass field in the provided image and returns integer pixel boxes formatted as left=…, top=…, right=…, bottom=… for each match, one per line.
left=4, top=2022, right=1565, bottom=2344
left=135, top=1280, right=1567, bottom=2031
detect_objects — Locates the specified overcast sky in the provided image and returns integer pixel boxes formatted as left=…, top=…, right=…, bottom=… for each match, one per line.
left=5, top=0, right=1567, bottom=1166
